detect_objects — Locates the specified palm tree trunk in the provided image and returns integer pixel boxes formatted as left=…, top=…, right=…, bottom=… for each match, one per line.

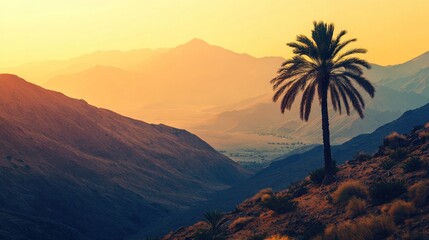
left=321, top=85, right=334, bottom=184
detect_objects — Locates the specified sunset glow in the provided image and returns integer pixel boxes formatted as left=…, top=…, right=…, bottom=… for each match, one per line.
left=1, top=0, right=428, bottom=67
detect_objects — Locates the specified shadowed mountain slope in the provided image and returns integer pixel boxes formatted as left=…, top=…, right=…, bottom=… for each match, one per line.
left=0, top=74, right=249, bottom=240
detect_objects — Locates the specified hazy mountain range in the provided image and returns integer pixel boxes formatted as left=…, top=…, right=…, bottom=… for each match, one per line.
left=3, top=40, right=429, bottom=156
left=0, top=74, right=248, bottom=240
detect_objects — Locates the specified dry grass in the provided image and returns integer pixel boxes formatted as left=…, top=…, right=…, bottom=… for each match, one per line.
left=322, top=215, right=395, bottom=240
left=229, top=216, right=253, bottom=231
left=346, top=197, right=366, bottom=218
left=408, top=180, right=429, bottom=207
left=332, top=181, right=368, bottom=205
left=265, top=234, right=292, bottom=240
left=385, top=132, right=407, bottom=141
left=387, top=200, right=416, bottom=223
left=248, top=188, right=273, bottom=203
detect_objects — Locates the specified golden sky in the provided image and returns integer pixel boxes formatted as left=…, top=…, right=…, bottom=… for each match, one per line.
left=1, top=0, right=428, bottom=67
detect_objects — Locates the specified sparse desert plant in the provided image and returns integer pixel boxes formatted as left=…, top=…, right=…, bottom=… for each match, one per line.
left=369, top=181, right=406, bottom=204
left=322, top=215, right=395, bottom=240
left=408, top=180, right=429, bottom=207
left=402, top=157, right=422, bottom=173
left=380, top=159, right=397, bottom=170
left=346, top=197, right=366, bottom=218
left=265, top=234, right=292, bottom=240
left=203, top=210, right=225, bottom=233
left=261, top=194, right=297, bottom=214
left=332, top=180, right=368, bottom=205
left=387, top=200, right=416, bottom=223
left=229, top=216, right=253, bottom=231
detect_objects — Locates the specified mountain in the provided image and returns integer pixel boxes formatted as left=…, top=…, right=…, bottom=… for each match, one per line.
left=365, top=51, right=429, bottom=82
left=196, top=85, right=428, bottom=144
left=380, top=66, right=429, bottom=96
left=137, top=101, right=429, bottom=237
left=165, top=125, right=429, bottom=239
left=0, top=48, right=166, bottom=85
left=0, top=74, right=249, bottom=240
left=41, top=39, right=283, bottom=124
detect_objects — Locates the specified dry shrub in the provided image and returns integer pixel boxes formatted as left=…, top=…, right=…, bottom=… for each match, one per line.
left=322, top=215, right=395, bottom=240
left=248, top=188, right=273, bottom=203
left=408, top=180, right=429, bottom=207
left=229, top=216, right=253, bottom=231
left=346, top=197, right=366, bottom=218
left=332, top=181, right=368, bottom=205
left=387, top=200, right=416, bottom=223
left=265, top=234, right=292, bottom=240
left=424, top=122, right=429, bottom=129
left=261, top=194, right=297, bottom=214
left=385, top=132, right=407, bottom=141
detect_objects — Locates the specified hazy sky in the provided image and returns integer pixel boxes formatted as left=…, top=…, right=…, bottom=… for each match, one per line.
left=1, top=0, right=428, bottom=67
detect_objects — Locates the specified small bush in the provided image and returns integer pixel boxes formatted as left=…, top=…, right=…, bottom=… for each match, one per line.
left=389, top=148, right=408, bottom=162
left=369, top=181, right=406, bottom=204
left=229, top=216, right=253, bottom=231
left=346, top=197, right=366, bottom=218
left=288, top=181, right=308, bottom=198
left=248, top=188, right=273, bottom=203
left=380, top=159, right=397, bottom=170
left=309, top=168, right=326, bottom=184
left=387, top=200, right=416, bottom=223
left=261, top=194, right=297, bottom=214
left=332, top=181, right=368, bottom=205
left=309, top=162, right=337, bottom=184
left=322, top=215, right=395, bottom=240
left=265, top=234, right=292, bottom=240
left=408, top=180, right=429, bottom=207
left=353, top=152, right=372, bottom=162
left=402, top=157, right=422, bottom=173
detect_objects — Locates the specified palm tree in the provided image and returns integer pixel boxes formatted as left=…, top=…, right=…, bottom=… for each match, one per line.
left=271, top=21, right=375, bottom=183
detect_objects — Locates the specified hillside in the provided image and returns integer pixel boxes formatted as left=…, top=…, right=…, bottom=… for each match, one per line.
left=164, top=123, right=429, bottom=239
left=0, top=74, right=249, bottom=240
left=131, top=101, right=429, bottom=238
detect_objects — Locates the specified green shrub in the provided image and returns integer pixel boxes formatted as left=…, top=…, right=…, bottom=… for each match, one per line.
left=332, top=181, right=368, bottom=205
left=402, top=157, right=422, bottom=173
left=369, top=181, right=406, bottom=204
left=261, top=194, right=297, bottom=214
left=408, top=180, right=429, bottom=207
left=380, top=159, right=397, bottom=170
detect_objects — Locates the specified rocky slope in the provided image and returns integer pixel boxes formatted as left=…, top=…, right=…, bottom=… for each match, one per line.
left=164, top=124, right=429, bottom=239
left=134, top=101, right=429, bottom=238
left=0, top=74, right=249, bottom=240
